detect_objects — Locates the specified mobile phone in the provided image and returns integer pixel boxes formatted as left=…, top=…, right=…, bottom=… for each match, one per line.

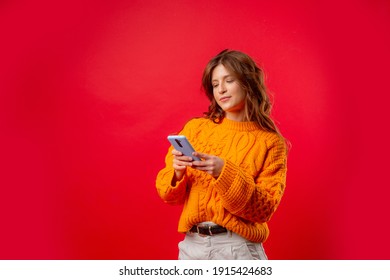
left=167, top=135, right=201, bottom=161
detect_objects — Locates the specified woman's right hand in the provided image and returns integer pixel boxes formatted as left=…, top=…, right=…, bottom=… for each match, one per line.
left=172, top=149, right=193, bottom=181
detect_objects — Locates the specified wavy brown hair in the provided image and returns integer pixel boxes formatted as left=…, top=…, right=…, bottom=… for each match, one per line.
left=202, top=49, right=282, bottom=136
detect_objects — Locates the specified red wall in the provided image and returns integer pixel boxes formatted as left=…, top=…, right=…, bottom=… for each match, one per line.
left=1, top=0, right=390, bottom=259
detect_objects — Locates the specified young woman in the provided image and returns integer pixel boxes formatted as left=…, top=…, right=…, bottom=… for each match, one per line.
left=156, top=49, right=288, bottom=260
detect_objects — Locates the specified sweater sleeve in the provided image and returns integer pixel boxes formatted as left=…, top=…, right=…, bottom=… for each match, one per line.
left=155, top=145, right=189, bottom=205
left=212, top=134, right=287, bottom=223
left=155, top=119, right=199, bottom=205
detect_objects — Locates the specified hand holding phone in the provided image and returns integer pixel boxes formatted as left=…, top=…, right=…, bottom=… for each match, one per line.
left=167, top=135, right=201, bottom=161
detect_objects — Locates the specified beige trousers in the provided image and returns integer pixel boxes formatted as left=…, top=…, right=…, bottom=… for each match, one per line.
left=178, top=230, right=268, bottom=260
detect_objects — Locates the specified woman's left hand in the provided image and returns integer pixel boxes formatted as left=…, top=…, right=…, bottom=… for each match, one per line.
left=191, top=152, right=225, bottom=179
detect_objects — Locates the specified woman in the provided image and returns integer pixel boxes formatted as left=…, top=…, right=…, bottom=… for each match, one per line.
left=156, top=49, right=288, bottom=260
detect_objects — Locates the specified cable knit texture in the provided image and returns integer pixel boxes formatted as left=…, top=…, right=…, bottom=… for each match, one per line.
left=156, top=117, right=287, bottom=243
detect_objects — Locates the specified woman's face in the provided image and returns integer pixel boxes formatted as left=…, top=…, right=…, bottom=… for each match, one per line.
left=212, top=64, right=247, bottom=121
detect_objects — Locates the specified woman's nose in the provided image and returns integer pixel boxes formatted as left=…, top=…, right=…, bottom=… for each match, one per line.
left=218, top=84, right=226, bottom=94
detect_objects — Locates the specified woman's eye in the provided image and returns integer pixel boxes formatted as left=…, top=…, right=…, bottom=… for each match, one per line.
left=212, top=84, right=218, bottom=88
left=226, top=79, right=234, bottom=83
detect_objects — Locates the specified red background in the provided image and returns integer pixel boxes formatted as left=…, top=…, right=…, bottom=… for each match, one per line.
left=1, top=0, right=390, bottom=259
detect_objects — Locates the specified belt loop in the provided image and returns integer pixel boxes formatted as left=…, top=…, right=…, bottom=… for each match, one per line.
left=208, top=225, right=213, bottom=236
left=196, top=225, right=200, bottom=234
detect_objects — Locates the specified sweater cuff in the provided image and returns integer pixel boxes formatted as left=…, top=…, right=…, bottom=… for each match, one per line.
left=213, top=159, right=254, bottom=213
left=213, top=159, right=239, bottom=194
left=171, top=171, right=187, bottom=188
left=158, top=169, right=188, bottom=205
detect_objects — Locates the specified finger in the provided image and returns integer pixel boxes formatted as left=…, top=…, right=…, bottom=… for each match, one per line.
left=174, top=155, right=194, bottom=162
left=191, top=160, right=208, bottom=167
left=193, top=152, right=211, bottom=159
left=172, top=149, right=183, bottom=156
left=193, top=166, right=212, bottom=172
left=192, top=164, right=212, bottom=171
left=173, top=159, right=193, bottom=166
left=173, top=164, right=187, bottom=170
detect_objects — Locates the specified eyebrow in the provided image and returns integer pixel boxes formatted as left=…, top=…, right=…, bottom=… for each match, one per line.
left=211, top=75, right=234, bottom=82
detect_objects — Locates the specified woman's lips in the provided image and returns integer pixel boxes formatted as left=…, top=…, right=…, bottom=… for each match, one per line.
left=219, top=96, right=231, bottom=102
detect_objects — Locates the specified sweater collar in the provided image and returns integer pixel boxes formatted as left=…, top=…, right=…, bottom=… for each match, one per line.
left=220, top=118, right=259, bottom=132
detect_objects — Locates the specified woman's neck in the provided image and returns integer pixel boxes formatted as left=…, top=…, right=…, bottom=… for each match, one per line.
left=224, top=111, right=246, bottom=122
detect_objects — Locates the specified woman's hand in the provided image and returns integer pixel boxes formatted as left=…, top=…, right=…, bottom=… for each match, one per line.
left=172, top=149, right=193, bottom=181
left=192, top=152, right=225, bottom=179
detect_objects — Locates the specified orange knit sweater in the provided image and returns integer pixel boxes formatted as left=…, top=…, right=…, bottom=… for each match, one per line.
left=156, top=117, right=287, bottom=243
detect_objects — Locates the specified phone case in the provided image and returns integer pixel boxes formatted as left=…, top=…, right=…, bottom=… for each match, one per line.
left=167, top=135, right=201, bottom=161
